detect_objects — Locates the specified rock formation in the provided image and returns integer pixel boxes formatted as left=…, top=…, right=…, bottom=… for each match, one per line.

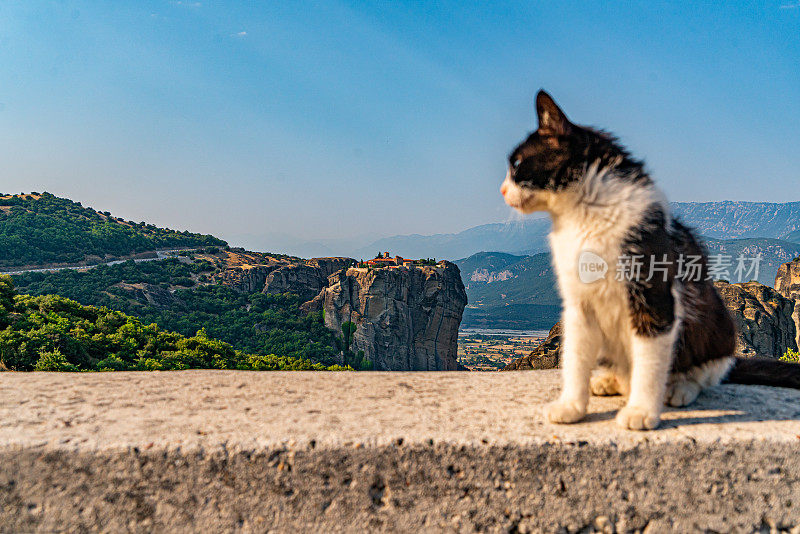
left=114, top=283, right=184, bottom=308
left=263, top=258, right=355, bottom=302
left=503, top=280, right=799, bottom=370
left=501, top=321, right=562, bottom=371
left=216, top=265, right=282, bottom=293
left=714, top=280, right=798, bottom=358
left=774, top=256, right=800, bottom=349
left=212, top=251, right=291, bottom=293
left=319, top=263, right=467, bottom=371
left=213, top=253, right=467, bottom=370
left=775, top=256, right=800, bottom=299
left=214, top=254, right=354, bottom=298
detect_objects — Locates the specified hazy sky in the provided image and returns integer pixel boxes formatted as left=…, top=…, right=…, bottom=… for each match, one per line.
left=1, top=1, right=798, bottom=250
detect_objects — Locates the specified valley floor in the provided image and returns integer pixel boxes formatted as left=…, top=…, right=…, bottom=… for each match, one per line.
left=458, top=330, right=548, bottom=370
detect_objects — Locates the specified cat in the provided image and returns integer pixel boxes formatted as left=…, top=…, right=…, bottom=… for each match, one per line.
left=501, top=90, right=800, bottom=430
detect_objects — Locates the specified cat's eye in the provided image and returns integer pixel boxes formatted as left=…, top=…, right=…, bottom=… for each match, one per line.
left=512, top=159, right=522, bottom=169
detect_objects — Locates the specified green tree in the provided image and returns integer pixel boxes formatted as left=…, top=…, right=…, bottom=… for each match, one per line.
left=0, top=275, right=15, bottom=328
left=341, top=321, right=357, bottom=352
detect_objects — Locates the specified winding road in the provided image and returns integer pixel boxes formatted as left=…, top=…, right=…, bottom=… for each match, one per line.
left=0, top=248, right=201, bottom=276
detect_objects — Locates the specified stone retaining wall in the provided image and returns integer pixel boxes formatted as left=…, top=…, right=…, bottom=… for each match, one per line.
left=2, top=370, right=799, bottom=532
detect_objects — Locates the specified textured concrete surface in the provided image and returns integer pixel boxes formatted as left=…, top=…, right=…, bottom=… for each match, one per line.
left=1, top=370, right=800, bottom=532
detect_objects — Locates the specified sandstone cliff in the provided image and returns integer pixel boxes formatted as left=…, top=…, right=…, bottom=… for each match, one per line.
left=502, top=321, right=562, bottom=371
left=263, top=258, right=355, bottom=302
left=114, top=283, right=184, bottom=308
left=213, top=253, right=354, bottom=298
left=212, top=251, right=291, bottom=293
left=775, top=256, right=800, bottom=299
left=503, top=280, right=798, bottom=370
left=216, top=265, right=281, bottom=293
left=714, top=280, right=798, bottom=358
left=319, top=263, right=467, bottom=371
left=774, top=256, right=800, bottom=349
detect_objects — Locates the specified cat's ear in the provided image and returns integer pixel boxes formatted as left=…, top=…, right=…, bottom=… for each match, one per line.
left=536, top=90, right=572, bottom=136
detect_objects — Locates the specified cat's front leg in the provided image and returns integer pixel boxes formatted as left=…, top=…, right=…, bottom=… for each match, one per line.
left=615, top=330, right=677, bottom=430
left=545, top=306, right=600, bottom=424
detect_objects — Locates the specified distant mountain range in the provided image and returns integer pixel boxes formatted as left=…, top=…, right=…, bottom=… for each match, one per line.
left=671, top=201, right=800, bottom=240
left=350, top=217, right=552, bottom=261
left=455, top=237, right=800, bottom=330
left=351, top=201, right=800, bottom=261
left=226, top=201, right=800, bottom=260
left=703, top=238, right=800, bottom=284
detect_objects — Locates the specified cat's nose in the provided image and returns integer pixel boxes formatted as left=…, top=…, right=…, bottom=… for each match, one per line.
left=500, top=183, right=508, bottom=196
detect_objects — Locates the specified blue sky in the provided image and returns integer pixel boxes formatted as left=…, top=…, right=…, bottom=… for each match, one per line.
left=1, top=1, right=798, bottom=251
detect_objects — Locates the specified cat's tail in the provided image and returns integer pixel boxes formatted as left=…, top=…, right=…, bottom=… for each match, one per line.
left=725, top=357, right=800, bottom=389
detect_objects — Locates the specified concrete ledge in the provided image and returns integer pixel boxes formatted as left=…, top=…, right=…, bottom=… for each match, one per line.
left=2, top=371, right=800, bottom=532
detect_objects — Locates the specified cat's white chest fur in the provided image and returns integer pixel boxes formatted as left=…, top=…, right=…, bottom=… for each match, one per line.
left=544, top=173, right=670, bottom=369
left=549, top=221, right=631, bottom=350
left=549, top=224, right=622, bottom=299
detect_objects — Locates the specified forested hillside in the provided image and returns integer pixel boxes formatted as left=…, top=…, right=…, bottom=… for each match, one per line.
left=457, top=252, right=561, bottom=330
left=0, top=275, right=343, bottom=372
left=0, top=193, right=225, bottom=269
left=0, top=191, right=355, bottom=370
left=12, top=257, right=344, bottom=366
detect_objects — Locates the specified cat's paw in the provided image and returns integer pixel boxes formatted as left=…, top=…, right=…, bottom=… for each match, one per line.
left=615, top=405, right=661, bottom=430
left=666, top=380, right=701, bottom=407
left=590, top=373, right=621, bottom=396
left=545, top=399, right=587, bottom=424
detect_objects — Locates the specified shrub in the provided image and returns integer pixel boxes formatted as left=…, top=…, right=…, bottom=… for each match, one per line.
left=780, top=348, right=800, bottom=364
left=96, top=355, right=129, bottom=371
left=34, top=349, right=79, bottom=372
left=325, top=365, right=352, bottom=371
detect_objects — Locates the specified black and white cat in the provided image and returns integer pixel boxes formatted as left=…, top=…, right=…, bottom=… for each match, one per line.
left=501, top=91, right=800, bottom=430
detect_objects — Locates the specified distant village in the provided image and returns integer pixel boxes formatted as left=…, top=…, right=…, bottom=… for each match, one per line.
left=458, top=334, right=547, bottom=371
left=357, top=252, right=443, bottom=269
